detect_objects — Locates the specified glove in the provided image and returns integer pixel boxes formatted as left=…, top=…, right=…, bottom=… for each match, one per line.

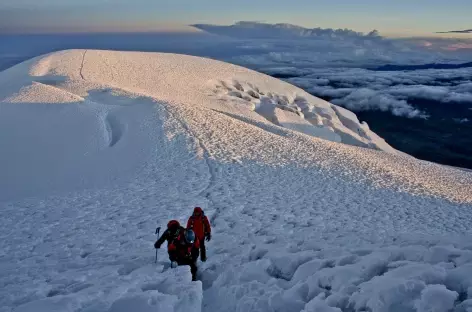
left=205, top=233, right=211, bottom=242
left=154, top=241, right=160, bottom=249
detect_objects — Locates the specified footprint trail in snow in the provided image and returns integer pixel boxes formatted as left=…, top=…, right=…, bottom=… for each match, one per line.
left=0, top=50, right=471, bottom=312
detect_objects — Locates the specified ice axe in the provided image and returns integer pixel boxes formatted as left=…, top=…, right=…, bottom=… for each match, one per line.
left=154, top=226, right=161, bottom=263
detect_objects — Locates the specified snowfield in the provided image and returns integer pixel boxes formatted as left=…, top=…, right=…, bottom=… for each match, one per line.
left=1, top=50, right=472, bottom=312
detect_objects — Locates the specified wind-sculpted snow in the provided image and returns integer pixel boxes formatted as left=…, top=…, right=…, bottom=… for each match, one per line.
left=211, top=79, right=396, bottom=151
left=0, top=50, right=472, bottom=312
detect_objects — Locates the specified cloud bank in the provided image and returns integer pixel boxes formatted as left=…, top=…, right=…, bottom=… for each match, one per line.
left=193, top=21, right=379, bottom=40
left=281, top=67, right=472, bottom=118
left=197, top=22, right=472, bottom=66
left=436, top=29, right=472, bottom=34
left=192, top=23, right=472, bottom=118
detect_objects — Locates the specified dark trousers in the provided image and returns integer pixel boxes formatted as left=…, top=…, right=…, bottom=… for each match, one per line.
left=200, top=240, right=207, bottom=261
left=177, top=258, right=198, bottom=281
left=168, top=251, right=198, bottom=281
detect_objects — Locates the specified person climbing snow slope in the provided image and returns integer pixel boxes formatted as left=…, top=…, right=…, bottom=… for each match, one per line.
left=154, top=220, right=184, bottom=250
left=187, top=207, right=211, bottom=262
left=155, top=220, right=200, bottom=281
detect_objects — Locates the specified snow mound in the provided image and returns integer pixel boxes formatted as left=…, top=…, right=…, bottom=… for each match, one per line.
left=2, top=50, right=395, bottom=153
left=205, top=243, right=472, bottom=312
left=13, top=265, right=202, bottom=312
left=211, top=79, right=397, bottom=151
left=0, top=50, right=472, bottom=312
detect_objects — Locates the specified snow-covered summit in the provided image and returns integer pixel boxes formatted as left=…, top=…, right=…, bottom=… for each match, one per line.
left=1, top=50, right=472, bottom=312
left=1, top=49, right=394, bottom=152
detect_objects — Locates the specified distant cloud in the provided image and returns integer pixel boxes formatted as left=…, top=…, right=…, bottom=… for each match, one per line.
left=331, top=88, right=427, bottom=119
left=453, top=118, right=469, bottom=124
left=436, top=29, right=472, bottom=34
left=193, top=21, right=374, bottom=40
left=400, top=37, right=472, bottom=53
left=443, top=43, right=472, bottom=51
left=208, top=22, right=472, bottom=71
left=282, top=68, right=472, bottom=118
left=198, top=22, right=472, bottom=119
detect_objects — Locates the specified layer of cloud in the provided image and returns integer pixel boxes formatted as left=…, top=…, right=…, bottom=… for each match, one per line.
left=400, top=37, right=472, bottom=54
left=194, top=21, right=379, bottom=40
left=196, top=22, right=472, bottom=67
left=332, top=88, right=426, bottom=118
left=437, top=29, right=472, bottom=34
left=193, top=23, right=472, bottom=119
left=280, top=67, right=472, bottom=118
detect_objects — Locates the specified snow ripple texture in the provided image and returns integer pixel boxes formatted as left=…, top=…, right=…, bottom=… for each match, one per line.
left=0, top=50, right=471, bottom=312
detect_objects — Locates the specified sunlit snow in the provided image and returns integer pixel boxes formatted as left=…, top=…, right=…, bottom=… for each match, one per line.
left=1, top=50, right=471, bottom=312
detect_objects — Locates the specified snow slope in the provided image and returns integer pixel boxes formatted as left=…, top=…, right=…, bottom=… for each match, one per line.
left=0, top=50, right=472, bottom=312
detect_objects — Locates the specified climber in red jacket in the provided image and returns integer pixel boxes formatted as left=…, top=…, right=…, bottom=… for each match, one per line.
left=187, top=207, right=211, bottom=262
left=155, top=220, right=200, bottom=281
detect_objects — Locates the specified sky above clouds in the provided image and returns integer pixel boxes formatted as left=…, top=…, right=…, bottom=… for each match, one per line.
left=1, top=0, right=472, bottom=37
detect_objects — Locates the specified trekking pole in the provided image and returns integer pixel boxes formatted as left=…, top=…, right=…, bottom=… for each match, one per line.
left=155, top=226, right=161, bottom=263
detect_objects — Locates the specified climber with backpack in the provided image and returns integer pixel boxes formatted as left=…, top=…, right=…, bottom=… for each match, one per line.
left=187, top=207, right=211, bottom=262
left=154, top=220, right=200, bottom=281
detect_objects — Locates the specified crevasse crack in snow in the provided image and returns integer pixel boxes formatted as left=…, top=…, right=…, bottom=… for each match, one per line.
left=79, top=50, right=87, bottom=81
